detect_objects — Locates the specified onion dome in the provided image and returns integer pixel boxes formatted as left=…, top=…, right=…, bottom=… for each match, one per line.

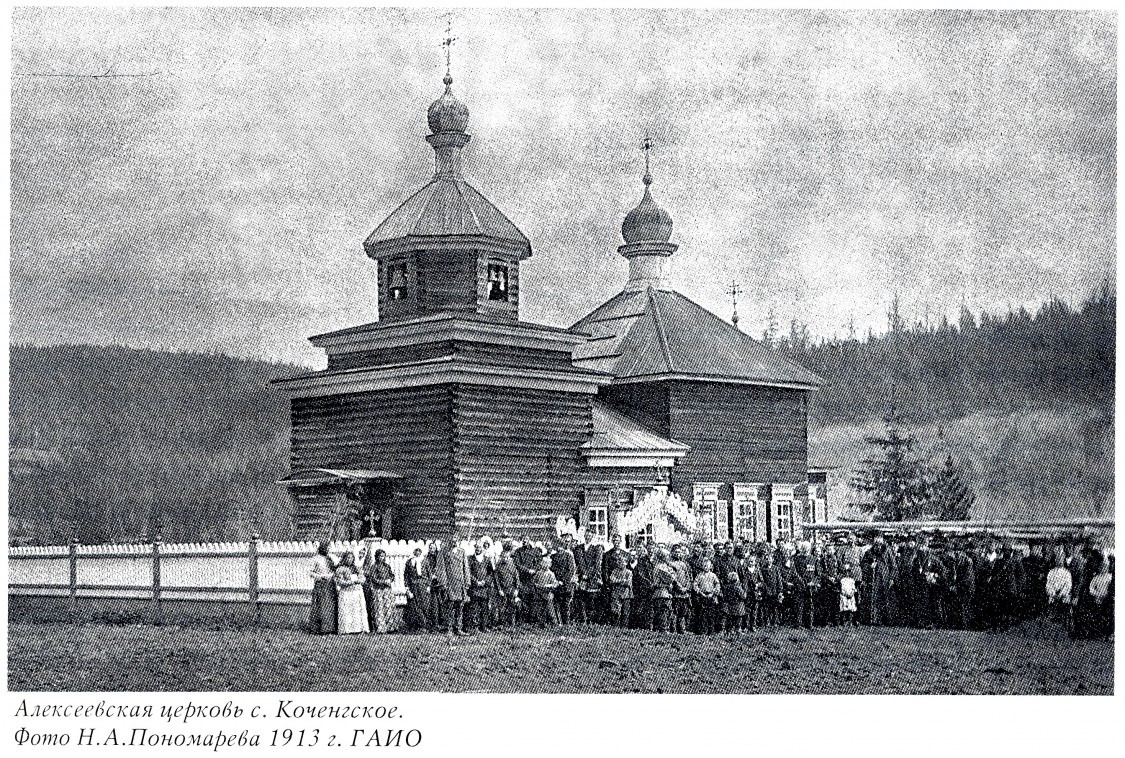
left=621, top=172, right=673, bottom=244
left=427, top=74, right=470, bottom=134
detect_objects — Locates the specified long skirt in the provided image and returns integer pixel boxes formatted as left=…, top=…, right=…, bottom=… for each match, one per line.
left=337, top=585, right=370, bottom=634
left=309, top=579, right=337, bottom=634
left=405, top=587, right=431, bottom=630
left=370, top=588, right=394, bottom=633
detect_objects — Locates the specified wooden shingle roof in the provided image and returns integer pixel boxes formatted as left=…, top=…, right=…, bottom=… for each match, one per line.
left=364, top=177, right=530, bottom=252
left=571, top=287, right=823, bottom=389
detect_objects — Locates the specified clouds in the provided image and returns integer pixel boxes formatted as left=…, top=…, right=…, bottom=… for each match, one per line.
left=9, top=8, right=1115, bottom=363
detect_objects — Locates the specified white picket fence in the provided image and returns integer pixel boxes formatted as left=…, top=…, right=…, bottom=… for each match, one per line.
left=8, top=538, right=449, bottom=609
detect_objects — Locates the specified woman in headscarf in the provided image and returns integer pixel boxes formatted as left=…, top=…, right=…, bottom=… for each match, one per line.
left=364, top=548, right=396, bottom=634
left=334, top=551, right=370, bottom=634
left=308, top=542, right=337, bottom=635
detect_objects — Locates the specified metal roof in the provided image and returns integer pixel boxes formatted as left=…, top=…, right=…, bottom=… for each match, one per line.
left=571, top=287, right=823, bottom=388
left=582, top=401, right=689, bottom=454
left=364, top=177, right=529, bottom=251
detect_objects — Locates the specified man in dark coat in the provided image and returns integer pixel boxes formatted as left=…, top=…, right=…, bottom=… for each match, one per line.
left=862, top=535, right=896, bottom=626
left=492, top=542, right=521, bottom=627
left=714, top=542, right=740, bottom=585
left=777, top=550, right=805, bottom=627
left=913, top=535, right=948, bottom=629
left=817, top=542, right=841, bottom=625
left=573, top=531, right=604, bottom=624
left=944, top=542, right=976, bottom=630
left=794, top=542, right=819, bottom=628
left=631, top=541, right=655, bottom=630
left=550, top=535, right=578, bottom=625
left=742, top=549, right=764, bottom=631
left=758, top=548, right=783, bottom=626
left=513, top=539, right=544, bottom=622
left=896, top=537, right=921, bottom=627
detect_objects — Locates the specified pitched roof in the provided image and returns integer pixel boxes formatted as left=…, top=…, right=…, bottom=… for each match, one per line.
left=570, top=287, right=823, bottom=388
left=364, top=177, right=530, bottom=251
left=583, top=401, right=689, bottom=454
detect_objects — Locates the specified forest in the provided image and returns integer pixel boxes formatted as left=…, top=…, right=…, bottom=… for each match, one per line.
left=7, top=285, right=1115, bottom=544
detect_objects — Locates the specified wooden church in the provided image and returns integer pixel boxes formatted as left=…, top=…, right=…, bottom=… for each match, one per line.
left=275, top=65, right=823, bottom=546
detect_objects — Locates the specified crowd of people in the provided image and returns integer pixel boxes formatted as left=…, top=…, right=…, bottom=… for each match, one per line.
left=307, top=530, right=1115, bottom=641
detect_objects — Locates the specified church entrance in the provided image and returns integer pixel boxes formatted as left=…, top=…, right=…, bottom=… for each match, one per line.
left=278, top=468, right=402, bottom=541
left=350, top=480, right=396, bottom=540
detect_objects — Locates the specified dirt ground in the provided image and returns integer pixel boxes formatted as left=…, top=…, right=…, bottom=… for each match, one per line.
left=8, top=619, right=1112, bottom=694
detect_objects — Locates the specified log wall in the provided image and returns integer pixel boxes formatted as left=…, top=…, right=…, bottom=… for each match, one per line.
left=289, top=386, right=455, bottom=540
left=452, top=384, right=592, bottom=539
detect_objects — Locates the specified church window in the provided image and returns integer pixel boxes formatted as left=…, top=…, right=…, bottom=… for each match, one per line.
left=586, top=505, right=608, bottom=539
left=487, top=263, right=509, bottom=301
left=388, top=261, right=408, bottom=300
left=775, top=501, right=793, bottom=542
left=736, top=500, right=756, bottom=540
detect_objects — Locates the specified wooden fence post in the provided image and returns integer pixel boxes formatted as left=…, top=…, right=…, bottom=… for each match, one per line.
left=151, top=536, right=163, bottom=622
left=68, top=538, right=79, bottom=616
left=249, top=533, right=261, bottom=625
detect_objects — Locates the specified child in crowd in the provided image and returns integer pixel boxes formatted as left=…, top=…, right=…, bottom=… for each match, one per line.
left=531, top=556, right=561, bottom=627
left=838, top=562, right=858, bottom=626
left=720, top=561, right=747, bottom=636
left=608, top=553, right=634, bottom=627
left=693, top=558, right=721, bottom=635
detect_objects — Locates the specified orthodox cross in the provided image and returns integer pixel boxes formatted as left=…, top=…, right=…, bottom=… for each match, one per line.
left=441, top=16, right=457, bottom=78
left=641, top=133, right=654, bottom=183
left=726, top=281, right=744, bottom=328
left=364, top=508, right=378, bottom=538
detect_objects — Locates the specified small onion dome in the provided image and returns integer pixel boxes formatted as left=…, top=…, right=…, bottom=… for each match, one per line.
left=621, top=174, right=673, bottom=244
left=427, top=74, right=470, bottom=134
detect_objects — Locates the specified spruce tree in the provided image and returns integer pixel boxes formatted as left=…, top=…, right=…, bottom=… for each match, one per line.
left=851, top=408, right=930, bottom=521
left=928, top=454, right=975, bottom=520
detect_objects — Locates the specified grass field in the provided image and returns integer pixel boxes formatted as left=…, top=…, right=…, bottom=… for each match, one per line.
left=7, top=620, right=1112, bottom=695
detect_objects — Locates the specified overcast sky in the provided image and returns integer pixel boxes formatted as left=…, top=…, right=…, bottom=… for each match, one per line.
left=10, top=8, right=1115, bottom=366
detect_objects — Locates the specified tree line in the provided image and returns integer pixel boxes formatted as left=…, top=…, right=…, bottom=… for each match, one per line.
left=768, top=283, right=1115, bottom=426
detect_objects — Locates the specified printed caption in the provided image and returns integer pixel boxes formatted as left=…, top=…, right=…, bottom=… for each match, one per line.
left=13, top=699, right=422, bottom=750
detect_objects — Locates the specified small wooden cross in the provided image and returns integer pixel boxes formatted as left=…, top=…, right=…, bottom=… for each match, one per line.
left=364, top=509, right=378, bottom=537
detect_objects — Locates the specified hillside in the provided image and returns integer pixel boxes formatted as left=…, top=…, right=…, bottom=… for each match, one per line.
left=9, top=345, right=302, bottom=544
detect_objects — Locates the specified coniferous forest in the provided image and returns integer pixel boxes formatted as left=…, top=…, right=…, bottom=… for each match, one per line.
left=7, top=286, right=1115, bottom=544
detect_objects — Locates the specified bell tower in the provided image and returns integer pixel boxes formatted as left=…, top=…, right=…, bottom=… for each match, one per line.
left=363, top=39, right=530, bottom=324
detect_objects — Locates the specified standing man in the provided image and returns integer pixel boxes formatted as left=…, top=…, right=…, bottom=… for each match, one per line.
left=669, top=544, right=695, bottom=634
left=897, top=535, right=921, bottom=627
left=467, top=540, right=494, bottom=633
left=602, top=533, right=628, bottom=620
left=434, top=533, right=471, bottom=636
left=862, top=534, right=896, bottom=626
left=493, top=541, right=521, bottom=628
left=794, top=540, right=819, bottom=629
left=914, top=536, right=948, bottom=629
left=513, top=539, right=544, bottom=623
left=742, top=549, right=764, bottom=632
left=550, top=535, right=578, bottom=625
left=631, top=541, right=655, bottom=630
left=777, top=546, right=805, bottom=627
left=651, top=548, right=676, bottom=633
left=758, top=547, right=783, bottom=627
left=573, top=530, right=604, bottom=624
